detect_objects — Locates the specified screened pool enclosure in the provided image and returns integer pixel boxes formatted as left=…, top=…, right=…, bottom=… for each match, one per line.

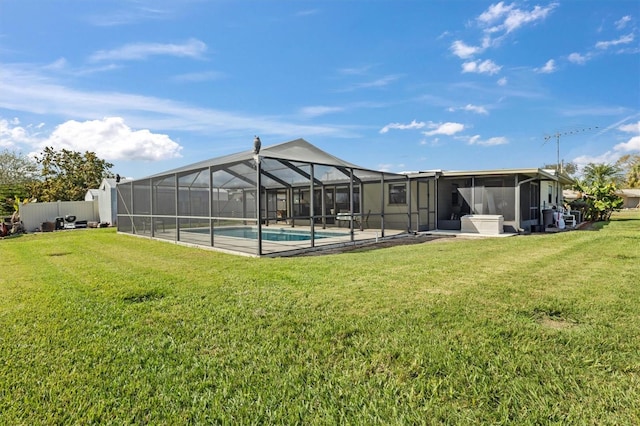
left=117, top=139, right=412, bottom=256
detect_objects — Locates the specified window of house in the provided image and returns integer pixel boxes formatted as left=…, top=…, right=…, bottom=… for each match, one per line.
left=389, top=183, right=407, bottom=205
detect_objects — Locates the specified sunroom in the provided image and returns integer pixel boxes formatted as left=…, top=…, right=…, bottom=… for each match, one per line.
left=116, top=139, right=412, bottom=256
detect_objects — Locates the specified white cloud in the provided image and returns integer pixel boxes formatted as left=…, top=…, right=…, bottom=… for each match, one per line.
left=568, top=52, right=589, bottom=65
left=536, top=59, right=556, bottom=73
left=420, top=137, right=441, bottom=147
left=596, top=33, right=634, bottom=50
left=299, top=106, right=345, bottom=118
left=614, top=136, right=640, bottom=152
left=449, top=104, right=489, bottom=115
left=42, top=57, right=121, bottom=76
left=619, top=121, right=640, bottom=134
left=467, top=135, right=508, bottom=146
left=611, top=122, right=640, bottom=152
left=573, top=122, right=640, bottom=167
left=0, top=118, right=34, bottom=148
left=44, top=58, right=68, bottom=71
left=477, top=2, right=558, bottom=38
left=89, top=38, right=207, bottom=62
left=86, top=3, right=175, bottom=27
left=465, top=104, right=489, bottom=114
left=450, top=40, right=482, bottom=59
left=422, top=122, right=465, bottom=136
left=483, top=2, right=558, bottom=34
left=501, top=4, right=558, bottom=33
left=378, top=163, right=405, bottom=172
left=39, top=117, right=182, bottom=161
left=461, top=59, right=502, bottom=75
left=342, top=74, right=402, bottom=91
left=566, top=33, right=633, bottom=68
left=477, top=2, right=515, bottom=25
left=380, top=119, right=426, bottom=134
left=0, top=64, right=350, bottom=139
left=497, top=77, right=508, bottom=86
left=451, top=3, right=556, bottom=78
left=573, top=152, right=619, bottom=168
left=615, top=15, right=632, bottom=30
left=567, top=52, right=587, bottom=65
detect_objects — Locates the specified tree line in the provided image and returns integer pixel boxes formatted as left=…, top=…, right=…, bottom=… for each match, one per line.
left=0, top=147, right=113, bottom=216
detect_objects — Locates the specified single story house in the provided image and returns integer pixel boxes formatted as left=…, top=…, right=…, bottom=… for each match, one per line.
left=116, top=139, right=573, bottom=256
left=618, top=188, right=640, bottom=209
left=84, top=189, right=100, bottom=201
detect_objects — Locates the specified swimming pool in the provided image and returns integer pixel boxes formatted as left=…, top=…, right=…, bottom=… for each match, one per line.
left=188, top=227, right=346, bottom=242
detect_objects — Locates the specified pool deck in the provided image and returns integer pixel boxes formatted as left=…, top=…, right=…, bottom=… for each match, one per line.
left=124, top=224, right=408, bottom=257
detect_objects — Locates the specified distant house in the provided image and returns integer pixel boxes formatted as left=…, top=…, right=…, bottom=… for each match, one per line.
left=85, top=189, right=100, bottom=201
left=565, top=188, right=640, bottom=209
left=618, top=189, right=640, bottom=209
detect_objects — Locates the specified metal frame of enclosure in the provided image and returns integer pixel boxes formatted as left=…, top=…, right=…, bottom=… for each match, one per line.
left=117, top=139, right=411, bottom=256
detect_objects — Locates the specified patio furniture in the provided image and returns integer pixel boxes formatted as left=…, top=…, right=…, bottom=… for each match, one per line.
left=562, top=210, right=577, bottom=228
left=336, top=211, right=359, bottom=227
left=276, top=210, right=288, bottom=224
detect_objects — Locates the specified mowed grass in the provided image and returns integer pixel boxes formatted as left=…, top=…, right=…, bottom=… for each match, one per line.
left=1, top=212, right=639, bottom=424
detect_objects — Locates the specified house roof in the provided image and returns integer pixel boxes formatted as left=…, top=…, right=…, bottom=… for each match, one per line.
left=408, top=168, right=574, bottom=185
left=618, top=188, right=640, bottom=197
left=134, top=138, right=406, bottom=191
left=144, top=138, right=393, bottom=179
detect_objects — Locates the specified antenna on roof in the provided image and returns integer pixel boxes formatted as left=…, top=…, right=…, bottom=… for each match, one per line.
left=543, top=126, right=598, bottom=173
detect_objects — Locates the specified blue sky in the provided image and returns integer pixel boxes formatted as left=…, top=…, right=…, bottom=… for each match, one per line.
left=1, top=0, right=639, bottom=179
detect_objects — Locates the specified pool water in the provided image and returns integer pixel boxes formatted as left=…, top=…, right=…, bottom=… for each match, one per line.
left=209, top=227, right=345, bottom=242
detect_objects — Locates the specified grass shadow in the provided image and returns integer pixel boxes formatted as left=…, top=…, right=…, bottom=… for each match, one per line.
left=122, top=288, right=166, bottom=304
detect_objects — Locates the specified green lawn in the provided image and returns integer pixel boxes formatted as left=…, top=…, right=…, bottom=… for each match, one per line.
left=1, top=211, right=639, bottom=424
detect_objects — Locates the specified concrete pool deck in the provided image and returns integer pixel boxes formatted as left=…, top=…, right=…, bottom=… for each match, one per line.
left=122, top=224, right=408, bottom=257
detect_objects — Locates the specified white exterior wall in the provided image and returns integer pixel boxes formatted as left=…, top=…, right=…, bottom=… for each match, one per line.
left=541, top=181, right=564, bottom=210
left=361, top=180, right=409, bottom=231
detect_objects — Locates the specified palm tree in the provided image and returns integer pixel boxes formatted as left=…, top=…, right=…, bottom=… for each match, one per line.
left=626, top=162, right=640, bottom=188
left=582, top=163, right=622, bottom=186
